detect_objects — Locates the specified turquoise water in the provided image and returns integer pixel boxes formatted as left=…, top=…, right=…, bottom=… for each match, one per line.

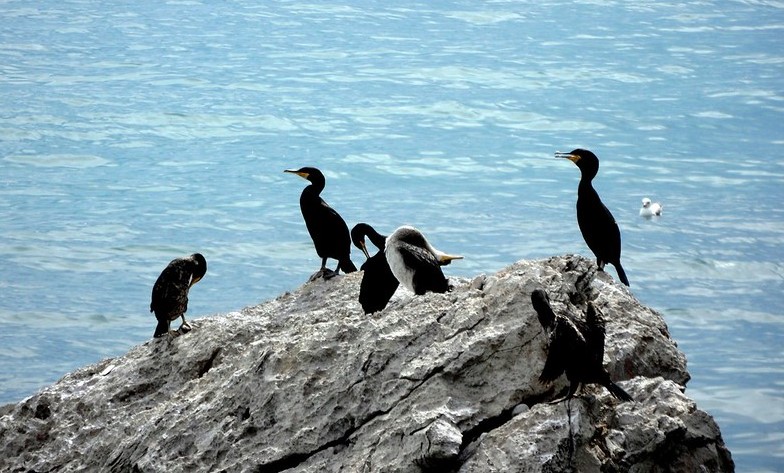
left=1, top=0, right=783, bottom=470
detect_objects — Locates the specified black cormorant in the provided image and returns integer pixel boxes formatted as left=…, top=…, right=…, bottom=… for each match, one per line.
left=385, top=225, right=462, bottom=295
left=285, top=167, right=357, bottom=279
left=556, top=149, right=630, bottom=286
left=150, top=253, right=207, bottom=338
left=531, top=288, right=633, bottom=403
left=351, top=223, right=399, bottom=314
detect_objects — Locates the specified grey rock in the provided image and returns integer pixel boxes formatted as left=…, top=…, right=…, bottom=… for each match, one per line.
left=0, top=255, right=733, bottom=472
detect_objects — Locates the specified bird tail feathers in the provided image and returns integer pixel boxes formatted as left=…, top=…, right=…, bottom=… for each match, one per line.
left=614, top=262, right=630, bottom=286
left=153, top=320, right=169, bottom=338
left=340, top=258, right=357, bottom=274
left=605, top=381, right=634, bottom=402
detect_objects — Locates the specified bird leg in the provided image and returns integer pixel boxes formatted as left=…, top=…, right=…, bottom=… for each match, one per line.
left=321, top=258, right=340, bottom=279
left=549, top=394, right=570, bottom=404
left=164, top=321, right=182, bottom=339
left=308, top=259, right=339, bottom=281
left=155, top=320, right=173, bottom=338
left=308, top=268, right=339, bottom=281
left=566, top=398, right=576, bottom=465
left=549, top=379, right=581, bottom=404
left=178, top=315, right=192, bottom=334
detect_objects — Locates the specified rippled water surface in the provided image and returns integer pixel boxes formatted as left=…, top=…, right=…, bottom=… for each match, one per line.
left=1, top=1, right=783, bottom=470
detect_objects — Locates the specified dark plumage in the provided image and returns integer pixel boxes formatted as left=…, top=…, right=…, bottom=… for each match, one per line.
left=385, top=225, right=462, bottom=295
left=531, top=288, right=633, bottom=403
left=150, top=253, right=207, bottom=338
left=351, top=223, right=399, bottom=314
left=556, top=149, right=630, bottom=286
left=285, top=167, right=357, bottom=279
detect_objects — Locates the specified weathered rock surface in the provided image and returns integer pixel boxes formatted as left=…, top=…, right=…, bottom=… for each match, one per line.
left=0, top=255, right=733, bottom=472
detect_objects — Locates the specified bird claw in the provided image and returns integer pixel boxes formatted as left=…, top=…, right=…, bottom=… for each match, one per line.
left=548, top=395, right=571, bottom=405
left=308, top=268, right=339, bottom=281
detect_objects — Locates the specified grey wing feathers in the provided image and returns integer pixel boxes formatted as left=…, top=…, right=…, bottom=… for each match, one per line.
left=398, top=241, right=440, bottom=270
left=398, top=241, right=449, bottom=294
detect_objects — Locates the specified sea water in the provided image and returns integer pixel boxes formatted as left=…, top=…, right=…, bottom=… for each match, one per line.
left=1, top=1, right=782, bottom=470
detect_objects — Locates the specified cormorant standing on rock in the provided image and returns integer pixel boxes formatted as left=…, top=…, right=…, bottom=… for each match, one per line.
left=531, top=289, right=633, bottom=403
left=285, top=167, right=357, bottom=280
left=556, top=149, right=630, bottom=286
left=385, top=225, right=462, bottom=295
left=150, top=253, right=207, bottom=338
left=351, top=223, right=399, bottom=314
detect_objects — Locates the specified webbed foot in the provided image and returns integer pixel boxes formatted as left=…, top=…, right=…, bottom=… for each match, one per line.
left=308, top=268, right=339, bottom=281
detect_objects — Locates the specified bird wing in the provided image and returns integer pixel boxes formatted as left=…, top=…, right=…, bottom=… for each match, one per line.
left=301, top=194, right=351, bottom=260
left=150, top=259, right=192, bottom=318
left=396, top=242, right=449, bottom=294
left=583, top=303, right=607, bottom=368
left=531, top=290, right=556, bottom=330
left=576, top=189, right=622, bottom=263
left=302, top=196, right=337, bottom=233
left=539, top=328, right=567, bottom=383
left=359, top=251, right=399, bottom=313
left=396, top=241, right=438, bottom=269
left=579, top=201, right=618, bottom=241
left=540, top=318, right=581, bottom=383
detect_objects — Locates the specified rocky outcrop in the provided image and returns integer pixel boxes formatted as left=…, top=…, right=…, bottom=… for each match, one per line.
left=0, top=255, right=733, bottom=472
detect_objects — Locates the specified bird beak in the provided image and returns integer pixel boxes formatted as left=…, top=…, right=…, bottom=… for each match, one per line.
left=190, top=275, right=202, bottom=287
left=284, top=169, right=309, bottom=179
left=438, top=253, right=464, bottom=266
left=359, top=240, right=370, bottom=259
left=554, top=151, right=580, bottom=163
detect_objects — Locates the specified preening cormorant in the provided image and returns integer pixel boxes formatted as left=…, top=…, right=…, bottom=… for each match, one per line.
left=385, top=225, right=462, bottom=295
left=556, top=149, right=630, bottom=286
left=150, top=253, right=207, bottom=338
left=531, top=289, right=633, bottom=403
left=285, top=167, right=357, bottom=279
left=351, top=223, right=398, bottom=314
left=640, top=197, right=663, bottom=218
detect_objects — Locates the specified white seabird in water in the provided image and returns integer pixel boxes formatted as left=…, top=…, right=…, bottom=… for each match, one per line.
left=639, top=197, right=663, bottom=218
left=384, top=225, right=463, bottom=295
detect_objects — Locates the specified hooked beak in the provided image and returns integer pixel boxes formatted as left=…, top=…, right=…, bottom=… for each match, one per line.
left=359, top=240, right=370, bottom=259
left=437, top=253, right=464, bottom=266
left=284, top=169, right=309, bottom=179
left=554, top=151, right=580, bottom=163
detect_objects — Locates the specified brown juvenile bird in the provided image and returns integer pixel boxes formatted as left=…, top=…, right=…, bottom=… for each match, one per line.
left=531, top=288, right=633, bottom=403
left=150, top=253, right=207, bottom=338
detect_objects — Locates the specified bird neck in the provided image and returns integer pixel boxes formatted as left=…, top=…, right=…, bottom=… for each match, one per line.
left=579, top=164, right=598, bottom=182
left=367, top=228, right=388, bottom=251
left=302, top=180, right=325, bottom=197
left=577, top=177, right=595, bottom=195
